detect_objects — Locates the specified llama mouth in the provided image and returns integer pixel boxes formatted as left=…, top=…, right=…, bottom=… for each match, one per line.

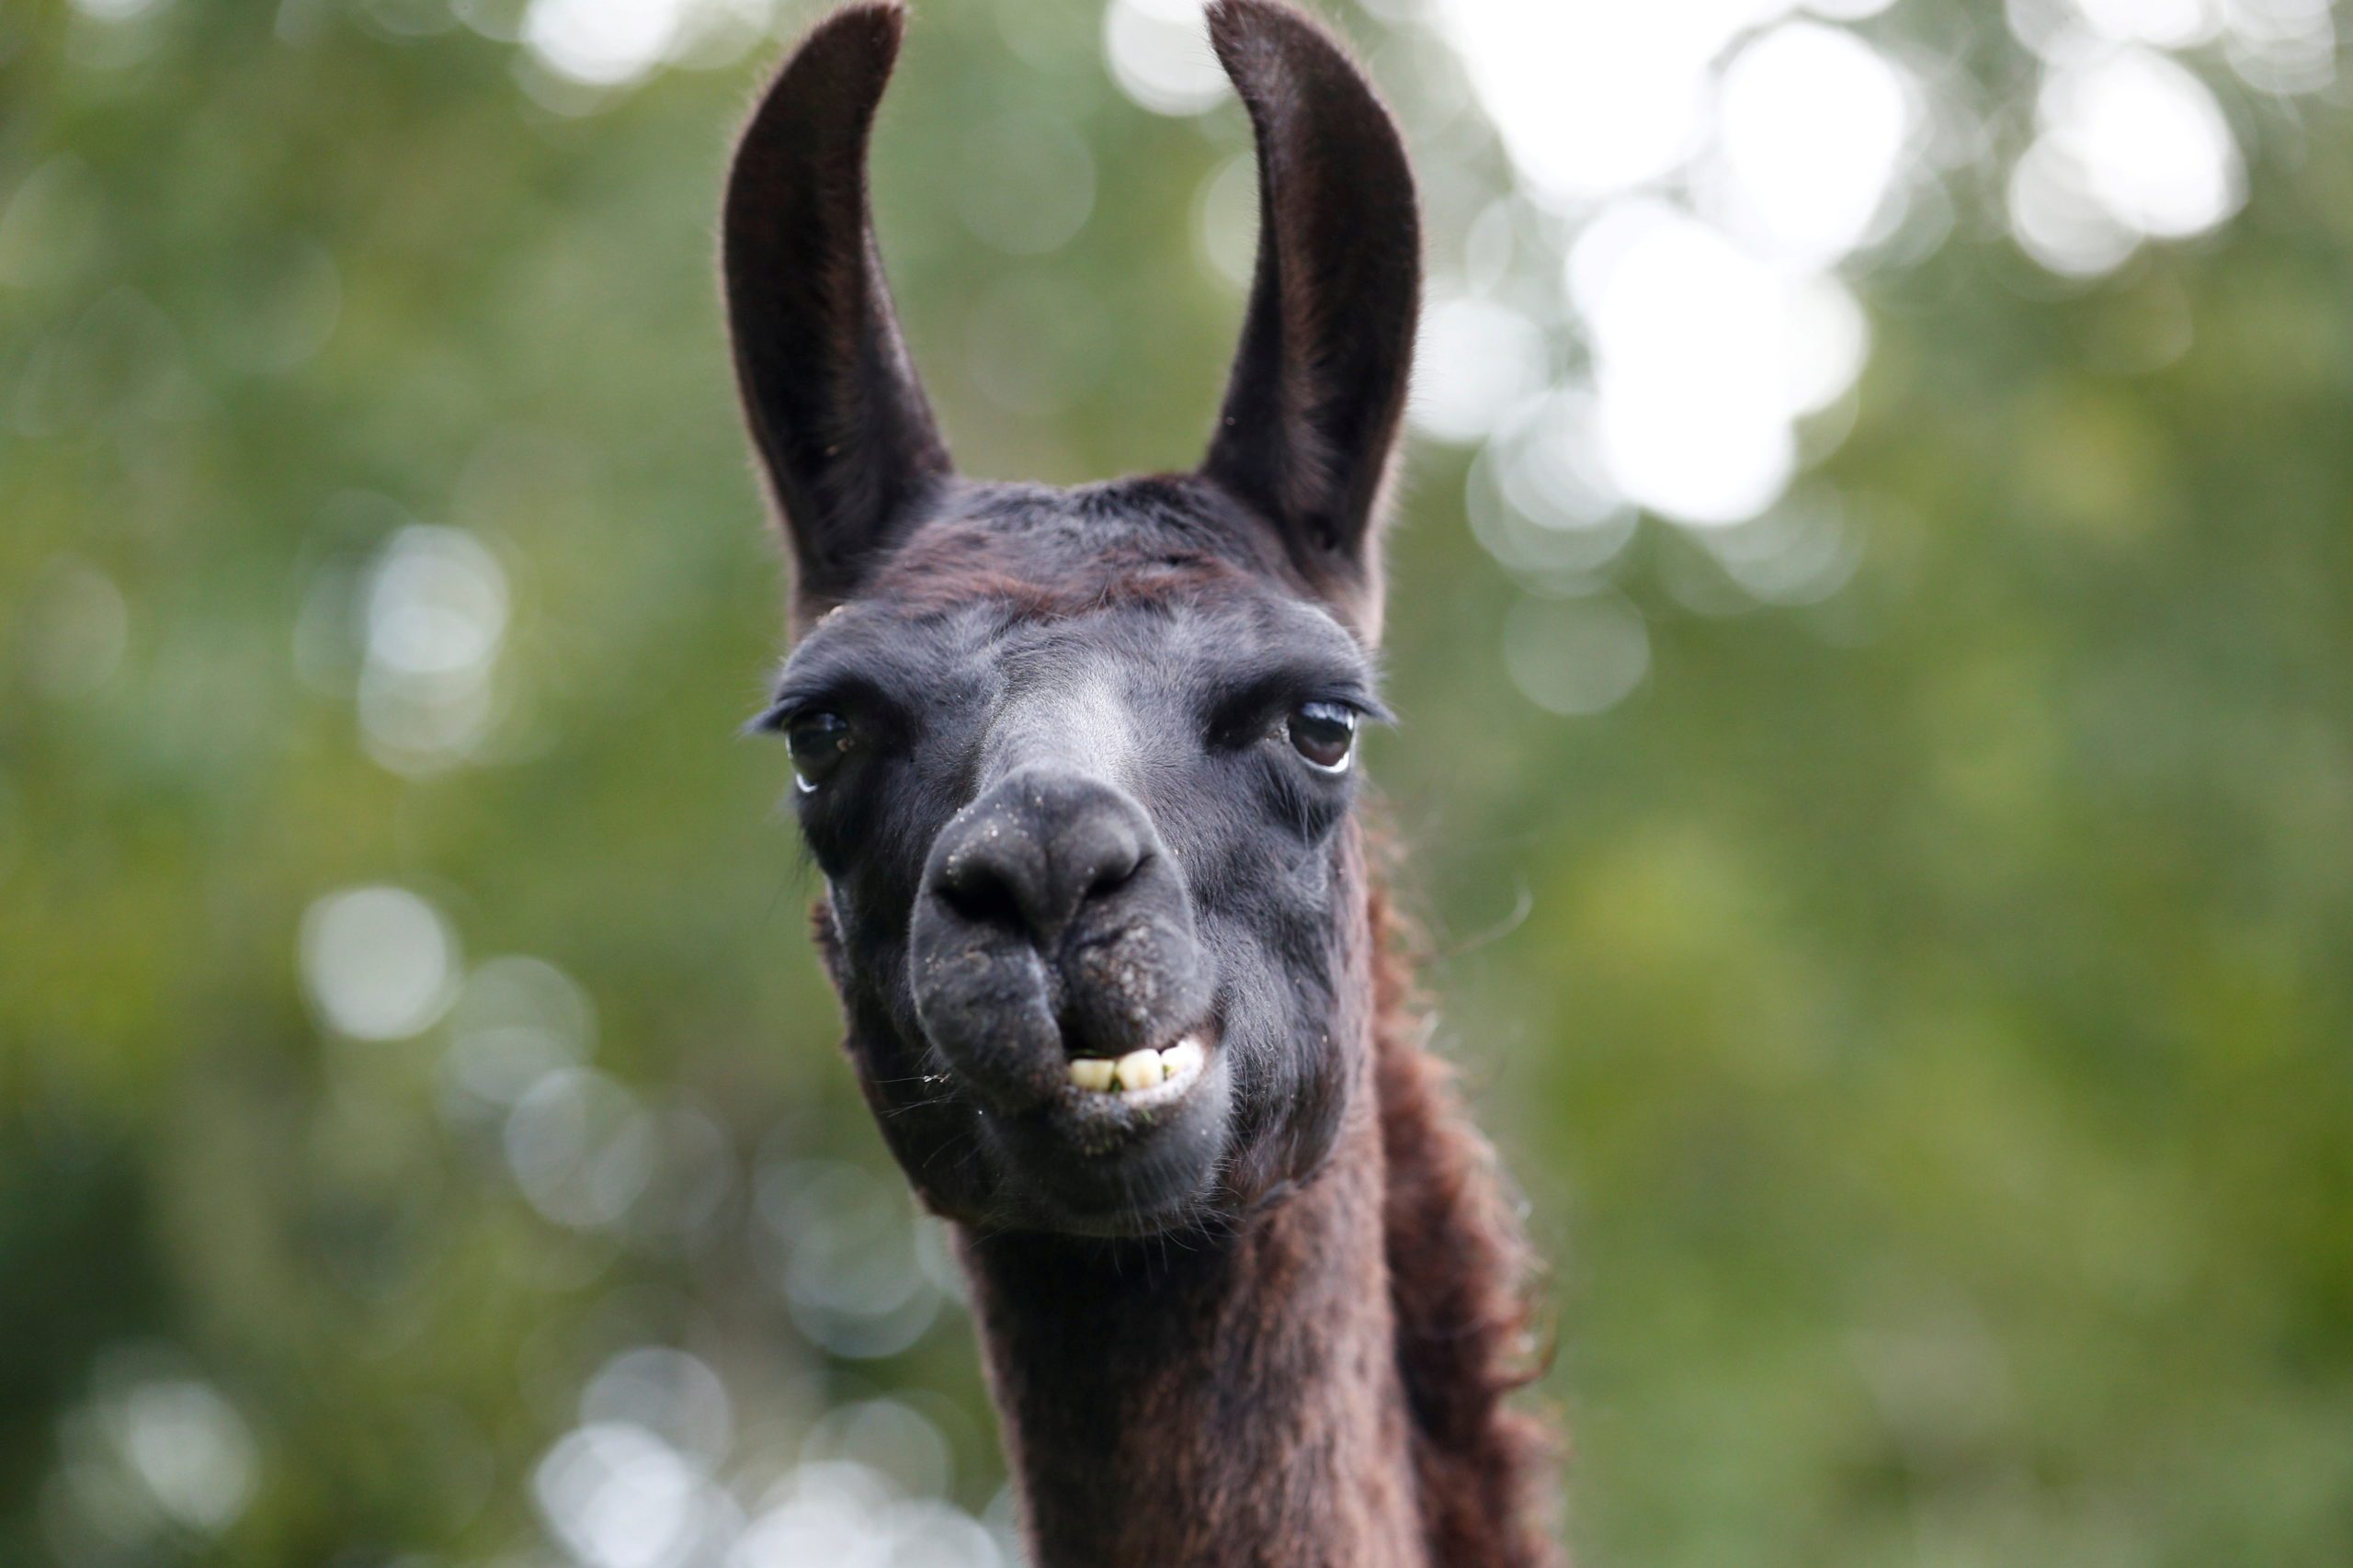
left=1035, top=1020, right=1226, bottom=1159
left=1063, top=1033, right=1208, bottom=1107
left=993, top=1020, right=1229, bottom=1231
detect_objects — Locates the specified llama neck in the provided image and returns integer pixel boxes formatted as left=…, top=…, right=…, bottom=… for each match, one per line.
left=958, top=1098, right=1422, bottom=1568
left=957, top=885, right=1558, bottom=1568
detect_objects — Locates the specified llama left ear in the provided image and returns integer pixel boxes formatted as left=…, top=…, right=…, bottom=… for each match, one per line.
left=1199, top=0, right=1420, bottom=637
left=724, top=1, right=950, bottom=618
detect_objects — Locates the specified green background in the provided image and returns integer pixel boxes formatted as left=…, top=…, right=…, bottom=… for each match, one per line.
left=5, top=0, right=2351, bottom=1562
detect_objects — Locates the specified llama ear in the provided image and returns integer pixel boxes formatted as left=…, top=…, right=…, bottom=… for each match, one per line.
left=1199, top=0, right=1419, bottom=631
left=724, top=0, right=950, bottom=611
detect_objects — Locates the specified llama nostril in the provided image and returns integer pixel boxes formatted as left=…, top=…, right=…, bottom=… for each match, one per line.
left=1084, top=849, right=1146, bottom=907
left=933, top=840, right=1146, bottom=946
left=937, top=855, right=1029, bottom=933
left=924, top=774, right=1159, bottom=950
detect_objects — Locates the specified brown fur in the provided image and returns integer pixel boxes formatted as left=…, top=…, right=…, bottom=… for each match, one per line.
left=1371, top=880, right=1561, bottom=1565
left=862, top=494, right=1267, bottom=623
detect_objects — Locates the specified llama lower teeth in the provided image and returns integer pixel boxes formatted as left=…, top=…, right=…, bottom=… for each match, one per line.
left=1160, top=1036, right=1205, bottom=1080
left=1113, top=1048, right=1165, bottom=1090
left=1065, top=1035, right=1207, bottom=1096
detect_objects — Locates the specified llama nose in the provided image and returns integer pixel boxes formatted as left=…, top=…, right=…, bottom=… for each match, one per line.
left=927, top=768, right=1152, bottom=949
left=912, top=767, right=1207, bottom=1111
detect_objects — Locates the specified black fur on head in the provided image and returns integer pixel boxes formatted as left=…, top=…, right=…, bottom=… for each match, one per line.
left=725, top=0, right=1419, bottom=1237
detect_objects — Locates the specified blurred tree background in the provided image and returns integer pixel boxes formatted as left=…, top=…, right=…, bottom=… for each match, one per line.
left=5, top=0, right=2352, bottom=1562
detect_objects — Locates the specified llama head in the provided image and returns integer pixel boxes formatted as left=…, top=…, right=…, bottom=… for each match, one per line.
left=725, top=0, right=1418, bottom=1237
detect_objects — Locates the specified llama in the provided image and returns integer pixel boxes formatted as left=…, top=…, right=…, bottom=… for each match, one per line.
left=721, top=3, right=1557, bottom=1562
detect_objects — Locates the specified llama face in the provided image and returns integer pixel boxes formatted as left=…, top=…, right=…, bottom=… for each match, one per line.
left=723, top=0, right=1419, bottom=1236
left=758, top=480, right=1387, bottom=1233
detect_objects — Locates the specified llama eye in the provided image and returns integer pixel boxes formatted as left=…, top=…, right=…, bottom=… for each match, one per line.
left=784, top=710, right=855, bottom=792
left=1287, top=700, right=1358, bottom=774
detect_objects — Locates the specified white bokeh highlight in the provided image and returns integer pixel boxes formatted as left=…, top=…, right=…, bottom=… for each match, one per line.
left=1503, top=594, right=1652, bottom=717
left=300, top=885, right=460, bottom=1040
left=1411, top=296, right=1551, bottom=446
left=537, top=1421, right=738, bottom=1568
left=505, top=1066, right=658, bottom=1230
left=529, top=1389, right=1002, bottom=1568
left=518, top=0, right=773, bottom=87
left=1103, top=0, right=1228, bottom=115
left=756, top=1159, right=946, bottom=1359
left=1569, top=201, right=1868, bottom=527
left=358, top=524, right=511, bottom=775
left=2013, top=44, right=2244, bottom=275
left=438, top=954, right=597, bottom=1115
left=111, top=1380, right=258, bottom=1534
left=1433, top=0, right=1901, bottom=550
left=1706, top=21, right=1915, bottom=267
left=56, top=1359, right=261, bottom=1545
left=1437, top=0, right=1788, bottom=204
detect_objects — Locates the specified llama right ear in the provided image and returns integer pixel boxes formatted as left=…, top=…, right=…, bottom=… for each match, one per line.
left=1199, top=0, right=1419, bottom=637
left=723, top=0, right=949, bottom=613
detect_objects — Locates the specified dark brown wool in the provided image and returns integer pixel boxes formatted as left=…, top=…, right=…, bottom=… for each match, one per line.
left=1370, top=881, right=1560, bottom=1566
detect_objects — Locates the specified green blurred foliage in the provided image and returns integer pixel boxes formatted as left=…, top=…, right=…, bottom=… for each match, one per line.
left=4, top=0, right=2352, bottom=1564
